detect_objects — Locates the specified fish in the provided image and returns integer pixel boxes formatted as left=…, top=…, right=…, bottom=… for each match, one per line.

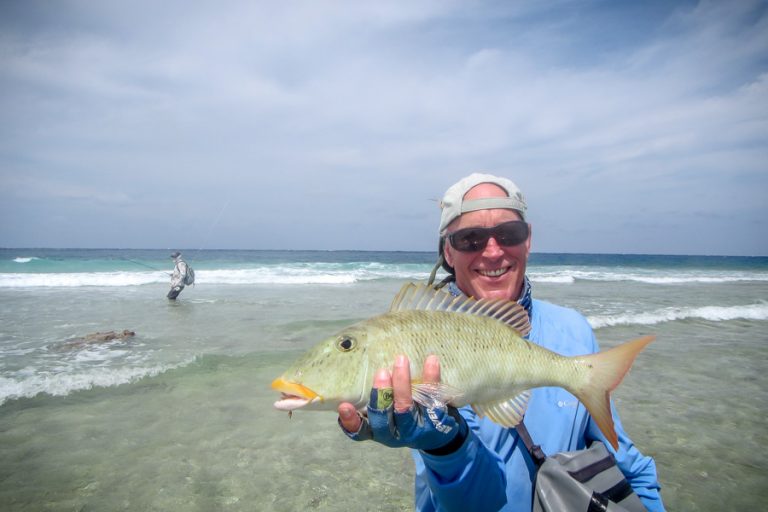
left=272, top=282, right=654, bottom=449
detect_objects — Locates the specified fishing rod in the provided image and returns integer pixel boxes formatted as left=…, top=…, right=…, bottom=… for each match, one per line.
left=152, top=198, right=233, bottom=286
left=181, top=198, right=232, bottom=267
left=190, top=199, right=231, bottom=259
left=120, top=198, right=230, bottom=275
left=121, top=257, right=169, bottom=274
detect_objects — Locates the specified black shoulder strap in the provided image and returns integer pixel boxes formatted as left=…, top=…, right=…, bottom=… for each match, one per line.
left=516, top=420, right=547, bottom=467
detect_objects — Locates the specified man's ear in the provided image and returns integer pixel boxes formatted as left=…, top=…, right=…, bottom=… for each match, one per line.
left=443, top=241, right=454, bottom=268
left=524, top=223, right=532, bottom=257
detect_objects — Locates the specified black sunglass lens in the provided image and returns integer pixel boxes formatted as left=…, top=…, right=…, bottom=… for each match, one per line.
left=451, top=228, right=489, bottom=252
left=495, top=222, right=528, bottom=246
left=448, top=222, right=527, bottom=252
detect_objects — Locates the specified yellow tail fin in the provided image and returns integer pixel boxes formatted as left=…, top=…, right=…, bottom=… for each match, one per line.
left=571, top=335, right=655, bottom=450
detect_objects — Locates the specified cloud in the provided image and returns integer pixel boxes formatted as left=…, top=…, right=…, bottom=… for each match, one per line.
left=0, top=0, right=766, bottom=254
left=4, top=175, right=133, bottom=204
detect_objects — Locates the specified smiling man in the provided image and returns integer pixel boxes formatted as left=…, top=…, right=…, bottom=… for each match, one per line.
left=439, top=176, right=531, bottom=301
left=338, top=173, right=664, bottom=511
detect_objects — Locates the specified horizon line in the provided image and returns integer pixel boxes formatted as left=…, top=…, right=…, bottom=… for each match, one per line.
left=1, top=247, right=766, bottom=259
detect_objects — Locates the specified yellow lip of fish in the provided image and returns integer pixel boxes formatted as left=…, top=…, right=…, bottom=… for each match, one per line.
left=271, top=377, right=319, bottom=401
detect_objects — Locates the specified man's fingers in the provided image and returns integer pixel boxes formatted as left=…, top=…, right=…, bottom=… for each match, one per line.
left=373, top=368, right=391, bottom=389
left=393, top=354, right=412, bottom=413
left=370, top=368, right=394, bottom=410
left=423, top=354, right=441, bottom=384
left=338, top=403, right=361, bottom=433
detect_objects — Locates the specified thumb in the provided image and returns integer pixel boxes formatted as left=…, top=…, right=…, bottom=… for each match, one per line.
left=338, top=403, right=361, bottom=433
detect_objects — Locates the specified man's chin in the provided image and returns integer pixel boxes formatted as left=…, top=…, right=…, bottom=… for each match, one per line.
left=482, top=288, right=516, bottom=301
left=467, top=284, right=507, bottom=300
left=470, top=276, right=522, bottom=301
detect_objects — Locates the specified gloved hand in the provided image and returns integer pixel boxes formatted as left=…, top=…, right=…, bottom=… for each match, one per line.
left=338, top=355, right=468, bottom=454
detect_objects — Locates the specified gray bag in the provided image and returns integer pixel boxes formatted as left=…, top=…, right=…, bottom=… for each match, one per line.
left=517, top=421, right=646, bottom=512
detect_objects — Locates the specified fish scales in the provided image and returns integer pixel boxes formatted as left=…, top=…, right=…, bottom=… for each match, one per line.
left=367, top=310, right=577, bottom=407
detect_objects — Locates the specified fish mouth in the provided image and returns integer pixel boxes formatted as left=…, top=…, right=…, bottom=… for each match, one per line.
left=271, top=377, right=321, bottom=411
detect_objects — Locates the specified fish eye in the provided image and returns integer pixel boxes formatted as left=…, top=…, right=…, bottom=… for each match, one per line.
left=336, top=335, right=356, bottom=352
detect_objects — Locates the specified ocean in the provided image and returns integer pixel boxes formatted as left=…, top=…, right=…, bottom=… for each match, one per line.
left=1, top=248, right=766, bottom=511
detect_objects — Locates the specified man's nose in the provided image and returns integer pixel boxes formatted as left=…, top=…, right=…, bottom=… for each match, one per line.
left=481, top=236, right=505, bottom=257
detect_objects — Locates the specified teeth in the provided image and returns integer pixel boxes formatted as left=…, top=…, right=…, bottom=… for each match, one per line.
left=479, top=268, right=507, bottom=277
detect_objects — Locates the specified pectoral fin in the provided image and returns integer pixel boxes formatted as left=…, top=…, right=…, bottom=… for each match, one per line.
left=411, top=382, right=464, bottom=409
left=471, top=390, right=531, bottom=428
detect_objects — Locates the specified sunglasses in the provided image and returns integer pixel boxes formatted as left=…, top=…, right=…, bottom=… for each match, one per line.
left=446, top=221, right=529, bottom=253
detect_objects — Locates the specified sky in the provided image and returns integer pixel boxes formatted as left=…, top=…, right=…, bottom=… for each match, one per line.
left=0, top=0, right=766, bottom=256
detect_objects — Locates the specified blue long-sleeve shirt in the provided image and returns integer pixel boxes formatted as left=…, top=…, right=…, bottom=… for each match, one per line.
left=412, top=298, right=664, bottom=511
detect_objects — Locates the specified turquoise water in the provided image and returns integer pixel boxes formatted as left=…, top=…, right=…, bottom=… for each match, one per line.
left=0, top=249, right=767, bottom=510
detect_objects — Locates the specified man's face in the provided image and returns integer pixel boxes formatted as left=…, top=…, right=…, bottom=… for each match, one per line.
left=443, top=183, right=531, bottom=301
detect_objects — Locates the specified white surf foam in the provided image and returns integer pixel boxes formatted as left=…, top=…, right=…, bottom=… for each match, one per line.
left=0, top=271, right=163, bottom=287
left=2, top=263, right=766, bottom=288
left=13, top=257, right=38, bottom=263
left=529, top=273, right=576, bottom=284
left=588, top=303, right=768, bottom=329
left=0, top=358, right=196, bottom=406
left=0, top=264, right=431, bottom=287
left=531, top=268, right=768, bottom=285
left=611, top=275, right=768, bottom=284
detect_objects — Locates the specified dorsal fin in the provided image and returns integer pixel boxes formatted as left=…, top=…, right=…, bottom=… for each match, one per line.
left=389, top=282, right=531, bottom=336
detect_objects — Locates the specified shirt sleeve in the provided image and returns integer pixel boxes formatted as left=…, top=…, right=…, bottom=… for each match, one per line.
left=412, top=411, right=508, bottom=512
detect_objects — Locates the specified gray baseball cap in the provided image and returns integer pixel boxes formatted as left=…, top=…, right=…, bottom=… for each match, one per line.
left=438, top=173, right=527, bottom=235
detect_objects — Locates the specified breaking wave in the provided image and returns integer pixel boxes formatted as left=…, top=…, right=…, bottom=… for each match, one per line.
left=0, top=271, right=165, bottom=287
left=2, top=262, right=766, bottom=288
left=0, top=357, right=196, bottom=406
left=13, top=257, right=39, bottom=263
left=529, top=269, right=768, bottom=285
left=0, top=264, right=431, bottom=287
left=588, top=303, right=768, bottom=329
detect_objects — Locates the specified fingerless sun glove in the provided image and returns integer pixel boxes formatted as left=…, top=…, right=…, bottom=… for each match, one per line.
left=340, top=387, right=468, bottom=454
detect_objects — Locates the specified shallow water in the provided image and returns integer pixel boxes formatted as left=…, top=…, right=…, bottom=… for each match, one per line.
left=1, top=250, right=767, bottom=510
left=0, top=341, right=416, bottom=512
